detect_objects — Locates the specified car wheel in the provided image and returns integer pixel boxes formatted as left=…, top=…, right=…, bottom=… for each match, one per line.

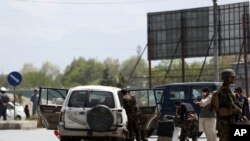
left=87, top=105, right=114, bottom=132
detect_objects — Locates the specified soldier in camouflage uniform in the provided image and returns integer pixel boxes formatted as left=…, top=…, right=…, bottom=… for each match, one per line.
left=211, top=69, right=242, bottom=141
left=175, top=101, right=199, bottom=141
left=121, top=89, right=142, bottom=141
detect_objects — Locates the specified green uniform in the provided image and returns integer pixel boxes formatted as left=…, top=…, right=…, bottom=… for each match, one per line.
left=211, top=85, right=242, bottom=141
left=176, top=102, right=199, bottom=141
left=123, top=93, right=142, bottom=141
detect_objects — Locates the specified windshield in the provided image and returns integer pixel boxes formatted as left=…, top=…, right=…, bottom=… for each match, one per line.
left=68, top=90, right=115, bottom=108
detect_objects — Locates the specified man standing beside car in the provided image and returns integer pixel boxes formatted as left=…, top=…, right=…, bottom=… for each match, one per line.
left=0, top=87, right=10, bottom=120
left=30, top=88, right=39, bottom=116
left=121, top=89, right=143, bottom=141
left=193, top=87, right=217, bottom=141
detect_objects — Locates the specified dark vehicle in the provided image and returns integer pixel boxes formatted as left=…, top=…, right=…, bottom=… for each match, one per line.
left=154, top=82, right=222, bottom=136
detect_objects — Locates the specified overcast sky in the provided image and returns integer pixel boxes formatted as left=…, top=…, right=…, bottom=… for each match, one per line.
left=0, top=0, right=247, bottom=74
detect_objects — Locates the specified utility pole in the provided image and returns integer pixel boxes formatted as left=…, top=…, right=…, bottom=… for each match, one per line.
left=213, top=0, right=219, bottom=82
left=243, top=8, right=249, bottom=97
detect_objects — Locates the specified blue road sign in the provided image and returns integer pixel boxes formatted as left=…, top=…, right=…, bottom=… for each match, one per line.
left=7, top=71, right=22, bottom=86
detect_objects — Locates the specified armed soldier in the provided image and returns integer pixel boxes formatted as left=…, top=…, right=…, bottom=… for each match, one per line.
left=121, top=89, right=143, bottom=141
left=175, top=100, right=199, bottom=141
left=234, top=87, right=250, bottom=121
left=211, top=69, right=242, bottom=141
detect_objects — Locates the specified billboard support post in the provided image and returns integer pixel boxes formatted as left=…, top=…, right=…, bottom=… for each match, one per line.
left=213, top=0, right=219, bottom=82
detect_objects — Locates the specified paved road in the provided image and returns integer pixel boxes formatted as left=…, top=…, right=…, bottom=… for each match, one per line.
left=0, top=128, right=211, bottom=141
left=0, top=129, right=57, bottom=141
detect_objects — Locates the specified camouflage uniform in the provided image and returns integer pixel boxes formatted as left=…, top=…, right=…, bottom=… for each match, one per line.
left=122, top=91, right=142, bottom=141
left=175, top=101, right=199, bottom=141
left=211, top=69, right=242, bottom=141
left=234, top=87, right=250, bottom=121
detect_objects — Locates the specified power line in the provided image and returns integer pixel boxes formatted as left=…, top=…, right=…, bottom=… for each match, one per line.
left=0, top=23, right=145, bottom=29
left=0, top=8, right=145, bottom=17
left=14, top=0, right=167, bottom=5
left=0, top=41, right=141, bottom=52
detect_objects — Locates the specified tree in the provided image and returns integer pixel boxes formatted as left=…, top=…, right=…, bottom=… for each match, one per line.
left=151, top=60, right=172, bottom=86
left=62, top=57, right=104, bottom=87
left=40, top=61, right=61, bottom=80
left=0, top=73, right=8, bottom=87
left=100, top=58, right=120, bottom=87
left=19, top=62, right=62, bottom=88
left=20, top=63, right=38, bottom=74
left=120, top=56, right=148, bottom=88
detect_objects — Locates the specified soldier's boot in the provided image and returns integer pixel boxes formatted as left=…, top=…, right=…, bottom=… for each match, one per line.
left=128, top=135, right=134, bottom=141
left=191, top=137, right=197, bottom=141
left=179, top=137, right=186, bottom=141
left=128, top=138, right=134, bottom=141
left=135, top=136, right=141, bottom=141
left=141, top=131, right=148, bottom=141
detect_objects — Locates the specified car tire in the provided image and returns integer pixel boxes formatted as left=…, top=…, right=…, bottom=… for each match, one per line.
left=87, top=105, right=114, bottom=132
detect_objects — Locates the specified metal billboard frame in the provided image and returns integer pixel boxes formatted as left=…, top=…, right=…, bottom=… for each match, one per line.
left=147, top=2, right=250, bottom=60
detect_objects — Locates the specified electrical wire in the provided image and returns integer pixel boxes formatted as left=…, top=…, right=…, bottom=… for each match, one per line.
left=14, top=0, right=168, bottom=5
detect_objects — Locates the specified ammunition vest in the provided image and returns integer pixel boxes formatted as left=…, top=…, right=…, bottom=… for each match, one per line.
left=211, top=86, right=242, bottom=117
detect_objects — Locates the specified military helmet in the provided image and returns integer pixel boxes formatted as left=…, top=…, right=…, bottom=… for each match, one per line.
left=221, top=69, right=236, bottom=81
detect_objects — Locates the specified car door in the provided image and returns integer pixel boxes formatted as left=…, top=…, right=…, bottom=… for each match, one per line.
left=128, top=88, right=164, bottom=137
left=37, top=87, right=68, bottom=130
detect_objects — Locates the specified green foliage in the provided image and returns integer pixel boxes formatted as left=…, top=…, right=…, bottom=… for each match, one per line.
left=0, top=74, right=8, bottom=87
left=120, top=56, right=148, bottom=88
left=19, top=62, right=63, bottom=88
left=19, top=71, right=58, bottom=88
left=61, top=57, right=104, bottom=87
left=1, top=53, right=238, bottom=90
left=100, top=58, right=121, bottom=87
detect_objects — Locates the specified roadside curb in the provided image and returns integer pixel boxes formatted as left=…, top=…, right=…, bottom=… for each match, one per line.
left=0, top=120, right=37, bottom=130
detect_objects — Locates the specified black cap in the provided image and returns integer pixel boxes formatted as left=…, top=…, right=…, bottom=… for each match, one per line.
left=234, top=87, right=242, bottom=93
left=202, top=87, right=210, bottom=93
left=175, top=100, right=182, bottom=106
left=120, top=88, right=128, bottom=95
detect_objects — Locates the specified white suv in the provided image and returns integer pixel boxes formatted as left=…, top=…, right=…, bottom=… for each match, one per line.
left=38, top=85, right=127, bottom=141
left=38, top=85, right=162, bottom=141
